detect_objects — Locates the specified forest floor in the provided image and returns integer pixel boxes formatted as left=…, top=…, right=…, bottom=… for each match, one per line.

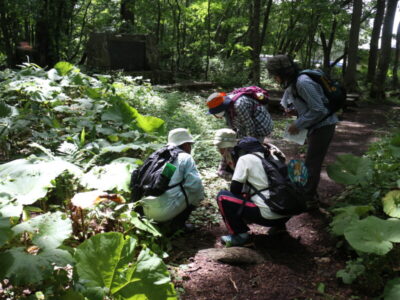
left=168, top=101, right=397, bottom=300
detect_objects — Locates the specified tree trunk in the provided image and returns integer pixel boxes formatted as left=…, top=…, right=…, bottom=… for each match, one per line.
left=320, top=18, right=338, bottom=75
left=344, top=0, right=363, bottom=92
left=371, top=0, right=399, bottom=100
left=367, top=0, right=386, bottom=82
left=205, top=0, right=211, bottom=80
left=120, top=0, right=136, bottom=32
left=250, top=0, right=261, bottom=84
left=392, top=20, right=400, bottom=89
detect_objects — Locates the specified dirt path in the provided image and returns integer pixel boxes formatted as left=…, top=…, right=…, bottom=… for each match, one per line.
left=170, top=103, right=396, bottom=300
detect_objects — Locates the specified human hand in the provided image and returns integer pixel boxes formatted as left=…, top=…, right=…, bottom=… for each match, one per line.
left=288, top=123, right=300, bottom=135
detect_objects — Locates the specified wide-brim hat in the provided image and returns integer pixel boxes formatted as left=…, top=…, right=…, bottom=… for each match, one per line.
left=213, top=128, right=237, bottom=148
left=266, top=55, right=293, bottom=75
left=167, top=128, right=194, bottom=146
left=206, top=92, right=231, bottom=114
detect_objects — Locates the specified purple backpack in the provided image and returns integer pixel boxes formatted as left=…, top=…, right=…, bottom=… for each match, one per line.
left=228, top=86, right=269, bottom=105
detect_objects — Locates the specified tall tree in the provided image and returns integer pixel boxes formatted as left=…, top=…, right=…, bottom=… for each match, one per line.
left=371, top=0, right=399, bottom=100
left=367, top=0, right=386, bottom=82
left=344, top=0, right=363, bottom=92
left=392, top=20, right=400, bottom=89
left=249, top=0, right=261, bottom=84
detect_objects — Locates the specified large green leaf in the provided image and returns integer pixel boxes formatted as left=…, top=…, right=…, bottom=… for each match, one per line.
left=0, top=217, right=13, bottom=247
left=115, top=248, right=177, bottom=300
left=54, top=61, right=75, bottom=76
left=0, top=247, right=73, bottom=285
left=102, top=97, right=164, bottom=133
left=81, top=158, right=138, bottom=192
left=75, top=232, right=138, bottom=297
left=344, top=216, right=400, bottom=255
left=0, top=156, right=82, bottom=205
left=126, top=211, right=161, bottom=237
left=382, top=190, right=400, bottom=218
left=75, top=232, right=175, bottom=300
left=0, top=194, right=23, bottom=217
left=330, top=205, right=374, bottom=236
left=326, top=154, right=373, bottom=185
left=383, top=278, right=400, bottom=300
left=12, top=212, right=72, bottom=249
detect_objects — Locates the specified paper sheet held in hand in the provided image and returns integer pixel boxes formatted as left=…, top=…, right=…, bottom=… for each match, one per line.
left=283, top=125, right=307, bottom=145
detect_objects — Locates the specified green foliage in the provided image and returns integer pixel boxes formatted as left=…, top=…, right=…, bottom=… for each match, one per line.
left=12, top=211, right=72, bottom=250
left=75, top=232, right=176, bottom=300
left=344, top=216, right=400, bottom=255
left=336, top=258, right=366, bottom=284
left=382, top=191, right=400, bottom=218
left=383, top=278, right=400, bottom=300
left=330, top=205, right=374, bottom=236
left=327, top=154, right=373, bottom=185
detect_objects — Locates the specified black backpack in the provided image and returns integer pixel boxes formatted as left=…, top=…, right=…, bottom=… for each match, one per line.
left=296, top=69, right=347, bottom=125
left=130, top=145, right=188, bottom=204
left=247, top=153, right=308, bottom=215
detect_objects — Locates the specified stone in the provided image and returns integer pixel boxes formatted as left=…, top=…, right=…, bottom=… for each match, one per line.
left=198, top=247, right=267, bottom=265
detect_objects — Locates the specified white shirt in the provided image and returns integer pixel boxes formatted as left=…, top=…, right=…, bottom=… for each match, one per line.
left=232, top=152, right=286, bottom=219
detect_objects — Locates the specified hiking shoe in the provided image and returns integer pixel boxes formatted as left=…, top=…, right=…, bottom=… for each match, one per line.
left=221, top=233, right=249, bottom=247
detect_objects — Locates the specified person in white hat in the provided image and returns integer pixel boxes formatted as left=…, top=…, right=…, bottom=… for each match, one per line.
left=213, top=128, right=237, bottom=180
left=141, top=128, right=204, bottom=235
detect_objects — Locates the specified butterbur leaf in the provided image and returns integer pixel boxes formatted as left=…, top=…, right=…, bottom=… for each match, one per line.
left=327, top=154, right=373, bottom=185
left=330, top=205, right=374, bottom=236
left=75, top=232, right=175, bottom=299
left=0, top=217, right=13, bottom=247
left=127, top=211, right=161, bottom=237
left=0, top=157, right=82, bottom=205
left=344, top=216, right=400, bottom=255
left=382, top=190, right=400, bottom=218
left=0, top=247, right=73, bottom=286
left=383, top=278, right=400, bottom=300
left=12, top=211, right=72, bottom=249
left=81, top=158, right=138, bottom=192
left=54, top=62, right=75, bottom=76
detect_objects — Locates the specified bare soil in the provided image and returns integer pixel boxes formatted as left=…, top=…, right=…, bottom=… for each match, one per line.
left=170, top=103, right=397, bottom=300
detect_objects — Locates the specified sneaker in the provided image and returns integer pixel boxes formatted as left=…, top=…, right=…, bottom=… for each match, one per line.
left=221, top=233, right=249, bottom=247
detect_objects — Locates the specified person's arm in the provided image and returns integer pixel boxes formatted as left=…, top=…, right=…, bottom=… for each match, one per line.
left=230, top=180, right=243, bottom=196
left=293, top=76, right=330, bottom=130
left=181, top=155, right=204, bottom=206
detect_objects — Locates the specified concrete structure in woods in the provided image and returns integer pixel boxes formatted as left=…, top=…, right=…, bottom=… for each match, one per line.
left=86, top=33, right=172, bottom=83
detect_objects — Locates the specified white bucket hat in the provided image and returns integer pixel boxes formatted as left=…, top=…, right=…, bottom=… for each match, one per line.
left=168, top=128, right=194, bottom=146
left=213, top=128, right=237, bottom=148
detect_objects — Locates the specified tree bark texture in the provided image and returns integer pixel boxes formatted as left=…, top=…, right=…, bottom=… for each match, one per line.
left=371, top=0, right=399, bottom=100
left=392, top=20, right=400, bottom=89
left=367, top=0, right=386, bottom=82
left=344, top=0, right=363, bottom=92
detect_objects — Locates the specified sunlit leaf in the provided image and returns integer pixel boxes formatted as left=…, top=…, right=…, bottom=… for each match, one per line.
left=71, top=190, right=125, bottom=209
left=81, top=158, right=138, bottom=192
left=382, top=190, right=400, bottom=218
left=0, top=156, right=82, bottom=205
left=127, top=211, right=161, bottom=237
left=12, top=211, right=72, bottom=249
left=54, top=61, right=74, bottom=76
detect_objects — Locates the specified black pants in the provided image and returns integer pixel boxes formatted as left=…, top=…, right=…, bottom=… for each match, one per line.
left=217, top=190, right=289, bottom=234
left=158, top=205, right=194, bottom=236
left=305, top=124, right=336, bottom=197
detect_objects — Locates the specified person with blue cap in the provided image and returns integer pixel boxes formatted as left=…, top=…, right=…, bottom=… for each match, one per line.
left=206, top=92, right=274, bottom=143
